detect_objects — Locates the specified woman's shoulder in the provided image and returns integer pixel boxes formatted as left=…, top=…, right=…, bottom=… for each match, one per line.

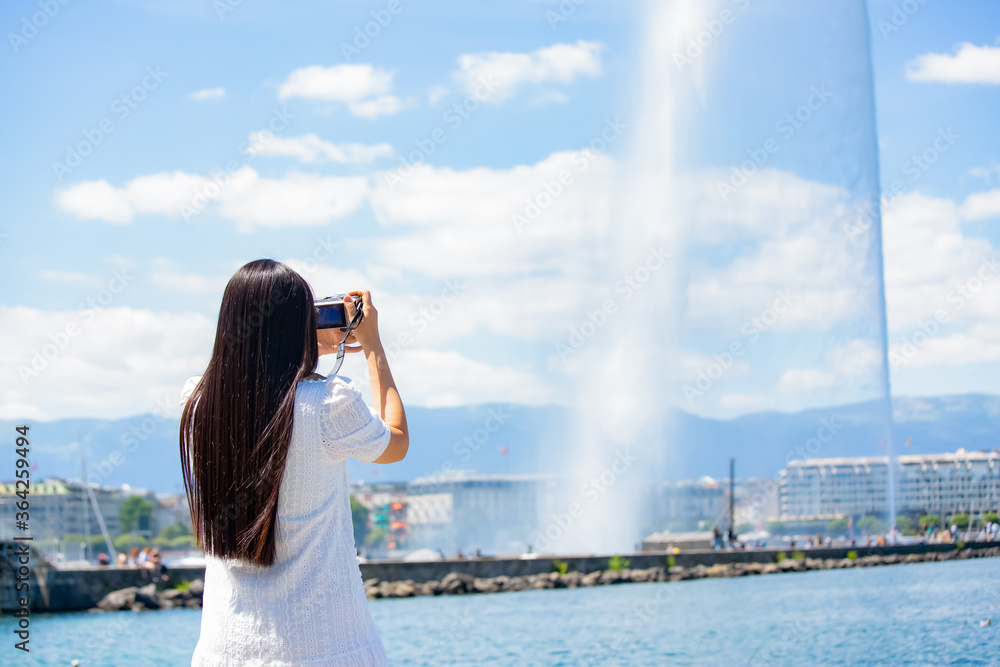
left=297, top=373, right=362, bottom=408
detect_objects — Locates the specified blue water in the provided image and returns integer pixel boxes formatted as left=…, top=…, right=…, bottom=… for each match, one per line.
left=6, top=559, right=999, bottom=666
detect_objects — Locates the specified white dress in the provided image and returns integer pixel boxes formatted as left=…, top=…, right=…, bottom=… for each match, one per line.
left=180, top=374, right=391, bottom=667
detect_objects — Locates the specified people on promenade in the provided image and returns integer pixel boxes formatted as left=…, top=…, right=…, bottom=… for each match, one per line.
left=117, top=552, right=128, bottom=567
left=137, top=546, right=151, bottom=567
left=713, top=527, right=722, bottom=550
left=180, top=260, right=408, bottom=667
left=149, top=549, right=169, bottom=584
left=128, top=547, right=139, bottom=567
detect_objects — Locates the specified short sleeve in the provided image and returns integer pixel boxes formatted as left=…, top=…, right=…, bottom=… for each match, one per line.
left=180, top=376, right=201, bottom=408
left=317, top=377, right=391, bottom=463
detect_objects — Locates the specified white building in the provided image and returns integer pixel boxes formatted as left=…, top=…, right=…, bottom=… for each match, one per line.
left=0, top=478, right=182, bottom=541
left=779, top=449, right=1000, bottom=523
left=406, top=472, right=557, bottom=553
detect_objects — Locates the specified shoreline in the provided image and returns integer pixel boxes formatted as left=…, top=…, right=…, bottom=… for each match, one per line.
left=73, top=544, right=1000, bottom=612
left=362, top=544, right=1000, bottom=600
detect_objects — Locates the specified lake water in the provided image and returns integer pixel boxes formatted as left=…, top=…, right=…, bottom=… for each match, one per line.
left=6, top=558, right=999, bottom=666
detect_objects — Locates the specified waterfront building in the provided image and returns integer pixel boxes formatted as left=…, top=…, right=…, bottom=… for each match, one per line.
left=406, top=472, right=557, bottom=554
left=350, top=482, right=410, bottom=550
left=0, top=477, right=168, bottom=542
left=779, top=449, right=1000, bottom=524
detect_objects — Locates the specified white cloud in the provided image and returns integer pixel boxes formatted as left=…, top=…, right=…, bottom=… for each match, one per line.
left=347, top=95, right=404, bottom=118
left=56, top=167, right=370, bottom=231
left=0, top=306, right=214, bottom=421
left=906, top=42, right=1000, bottom=85
left=427, top=84, right=449, bottom=106
left=962, top=188, right=1000, bottom=220
left=277, top=64, right=403, bottom=117
left=189, top=87, right=225, bottom=100
left=384, top=349, right=560, bottom=407
left=883, top=191, right=999, bottom=332
left=279, top=64, right=393, bottom=101
left=38, top=270, right=101, bottom=288
left=454, top=40, right=603, bottom=103
left=247, top=132, right=393, bottom=163
left=150, top=270, right=228, bottom=294
left=890, top=324, right=1000, bottom=369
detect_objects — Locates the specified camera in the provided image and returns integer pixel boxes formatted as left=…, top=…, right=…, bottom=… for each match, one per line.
left=315, top=294, right=363, bottom=330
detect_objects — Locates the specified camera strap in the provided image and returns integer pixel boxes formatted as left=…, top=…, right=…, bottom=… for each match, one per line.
left=328, top=300, right=365, bottom=377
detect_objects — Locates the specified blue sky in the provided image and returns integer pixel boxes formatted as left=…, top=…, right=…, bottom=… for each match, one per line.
left=1, top=0, right=998, bottom=422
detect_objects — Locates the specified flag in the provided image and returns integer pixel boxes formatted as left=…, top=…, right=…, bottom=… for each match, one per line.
left=499, top=446, right=509, bottom=456
left=905, top=438, right=912, bottom=447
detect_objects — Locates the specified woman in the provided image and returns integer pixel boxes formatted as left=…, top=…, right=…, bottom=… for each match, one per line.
left=179, top=259, right=408, bottom=666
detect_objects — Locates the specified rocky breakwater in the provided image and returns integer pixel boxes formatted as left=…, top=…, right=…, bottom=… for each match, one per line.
left=89, top=579, right=204, bottom=612
left=363, top=546, right=1000, bottom=600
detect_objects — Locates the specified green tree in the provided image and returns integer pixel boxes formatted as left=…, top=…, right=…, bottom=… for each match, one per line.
left=154, top=523, right=191, bottom=545
left=950, top=513, right=970, bottom=530
left=827, top=518, right=850, bottom=534
left=350, top=497, right=369, bottom=549
left=919, top=514, right=941, bottom=531
left=607, top=555, right=631, bottom=572
left=119, top=495, right=155, bottom=535
left=895, top=515, right=917, bottom=536
left=983, top=511, right=999, bottom=525
left=766, top=521, right=787, bottom=535
left=113, top=532, right=148, bottom=551
left=365, top=527, right=386, bottom=549
left=856, top=515, right=886, bottom=535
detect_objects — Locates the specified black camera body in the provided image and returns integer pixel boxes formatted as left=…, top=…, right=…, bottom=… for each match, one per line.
left=315, top=294, right=363, bottom=330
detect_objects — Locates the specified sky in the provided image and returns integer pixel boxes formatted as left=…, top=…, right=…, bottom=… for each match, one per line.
left=1, top=0, right=998, bottom=423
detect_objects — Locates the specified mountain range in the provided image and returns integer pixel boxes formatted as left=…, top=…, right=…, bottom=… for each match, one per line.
left=3, top=394, right=997, bottom=494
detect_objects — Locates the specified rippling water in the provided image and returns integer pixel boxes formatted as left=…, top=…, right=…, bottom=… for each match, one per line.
left=7, top=558, right=998, bottom=666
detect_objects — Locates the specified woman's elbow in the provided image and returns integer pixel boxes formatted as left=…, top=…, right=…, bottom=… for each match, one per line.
left=375, top=431, right=408, bottom=464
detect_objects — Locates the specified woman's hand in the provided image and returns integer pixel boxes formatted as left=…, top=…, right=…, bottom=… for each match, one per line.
left=343, top=290, right=382, bottom=353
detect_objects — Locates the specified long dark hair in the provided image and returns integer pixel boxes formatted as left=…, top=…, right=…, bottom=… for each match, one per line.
left=180, top=259, right=318, bottom=566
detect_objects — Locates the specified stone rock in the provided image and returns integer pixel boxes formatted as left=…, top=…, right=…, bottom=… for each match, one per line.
left=159, top=588, right=187, bottom=601
left=387, top=581, right=415, bottom=598
left=135, top=583, right=161, bottom=610
left=705, top=564, right=730, bottom=578
left=96, top=587, right=138, bottom=612
left=184, top=597, right=202, bottom=609
left=561, top=572, right=583, bottom=588
left=581, top=571, right=602, bottom=587
left=599, top=570, right=624, bottom=585
left=473, top=578, right=499, bottom=594
left=441, top=572, right=475, bottom=594
left=506, top=577, right=529, bottom=592
left=187, top=579, right=205, bottom=597
left=417, top=580, right=441, bottom=596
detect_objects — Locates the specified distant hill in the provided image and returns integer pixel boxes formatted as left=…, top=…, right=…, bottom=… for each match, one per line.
left=2, top=394, right=997, bottom=493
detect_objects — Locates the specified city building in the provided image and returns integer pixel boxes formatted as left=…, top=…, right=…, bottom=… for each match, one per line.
left=406, top=472, right=557, bottom=554
left=779, top=449, right=1000, bottom=524
left=0, top=477, right=178, bottom=542
left=350, top=482, right=409, bottom=551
